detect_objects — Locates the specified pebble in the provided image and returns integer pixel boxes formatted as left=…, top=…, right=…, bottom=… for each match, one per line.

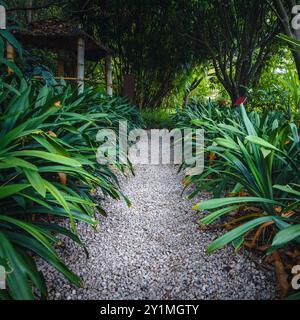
left=36, top=133, right=278, bottom=300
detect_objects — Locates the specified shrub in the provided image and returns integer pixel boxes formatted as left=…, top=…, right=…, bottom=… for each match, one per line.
left=176, top=101, right=300, bottom=297
left=0, top=27, right=142, bottom=299
left=141, top=107, right=174, bottom=129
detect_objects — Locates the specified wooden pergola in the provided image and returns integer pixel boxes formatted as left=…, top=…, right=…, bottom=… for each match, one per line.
left=1, top=8, right=113, bottom=95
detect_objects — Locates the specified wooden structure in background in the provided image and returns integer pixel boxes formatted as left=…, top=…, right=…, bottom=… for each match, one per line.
left=12, top=19, right=113, bottom=95
left=27, top=0, right=33, bottom=23
left=0, top=5, right=14, bottom=75
left=0, top=5, right=6, bottom=30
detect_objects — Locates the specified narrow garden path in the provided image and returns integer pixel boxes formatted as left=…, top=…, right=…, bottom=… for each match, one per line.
left=40, top=133, right=278, bottom=300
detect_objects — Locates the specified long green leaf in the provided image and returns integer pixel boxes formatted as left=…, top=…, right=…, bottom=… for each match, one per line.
left=207, top=216, right=275, bottom=253
left=193, top=197, right=281, bottom=211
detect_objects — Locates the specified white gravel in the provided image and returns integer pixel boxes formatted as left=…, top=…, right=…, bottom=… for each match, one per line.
left=38, top=133, right=278, bottom=300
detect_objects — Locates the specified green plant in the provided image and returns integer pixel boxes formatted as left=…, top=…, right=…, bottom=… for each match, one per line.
left=175, top=101, right=300, bottom=255
left=193, top=106, right=298, bottom=245
left=245, top=85, right=290, bottom=113
left=270, top=184, right=300, bottom=249
left=0, top=78, right=145, bottom=299
left=284, top=70, right=300, bottom=115
left=175, top=100, right=243, bottom=198
left=141, top=108, right=174, bottom=129
left=0, top=83, right=144, bottom=299
left=0, top=25, right=142, bottom=299
left=0, top=89, right=95, bottom=299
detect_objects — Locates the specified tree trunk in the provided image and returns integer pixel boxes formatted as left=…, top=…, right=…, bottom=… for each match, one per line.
left=292, top=51, right=300, bottom=80
left=228, top=85, right=239, bottom=107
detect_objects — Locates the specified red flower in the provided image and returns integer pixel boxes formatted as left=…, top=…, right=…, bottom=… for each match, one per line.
left=234, top=96, right=247, bottom=106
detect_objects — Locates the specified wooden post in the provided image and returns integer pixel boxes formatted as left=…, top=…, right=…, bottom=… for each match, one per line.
left=1, top=6, right=14, bottom=74
left=0, top=5, right=6, bottom=30
left=27, top=0, right=33, bottom=23
left=57, top=50, right=65, bottom=77
left=77, top=38, right=85, bottom=93
left=105, top=54, right=113, bottom=96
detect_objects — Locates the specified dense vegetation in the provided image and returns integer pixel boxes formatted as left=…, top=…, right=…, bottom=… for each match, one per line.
left=0, top=25, right=142, bottom=299
left=174, top=102, right=300, bottom=299
left=2, top=0, right=300, bottom=300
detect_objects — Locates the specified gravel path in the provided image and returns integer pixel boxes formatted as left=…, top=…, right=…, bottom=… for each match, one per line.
left=39, top=134, right=278, bottom=300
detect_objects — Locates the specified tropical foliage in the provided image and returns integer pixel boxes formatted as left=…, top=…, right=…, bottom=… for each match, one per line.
left=3, top=0, right=300, bottom=301
left=0, top=25, right=142, bottom=299
left=175, top=101, right=300, bottom=297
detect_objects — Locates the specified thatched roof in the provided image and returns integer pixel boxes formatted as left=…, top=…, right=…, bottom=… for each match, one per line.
left=13, top=19, right=110, bottom=61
